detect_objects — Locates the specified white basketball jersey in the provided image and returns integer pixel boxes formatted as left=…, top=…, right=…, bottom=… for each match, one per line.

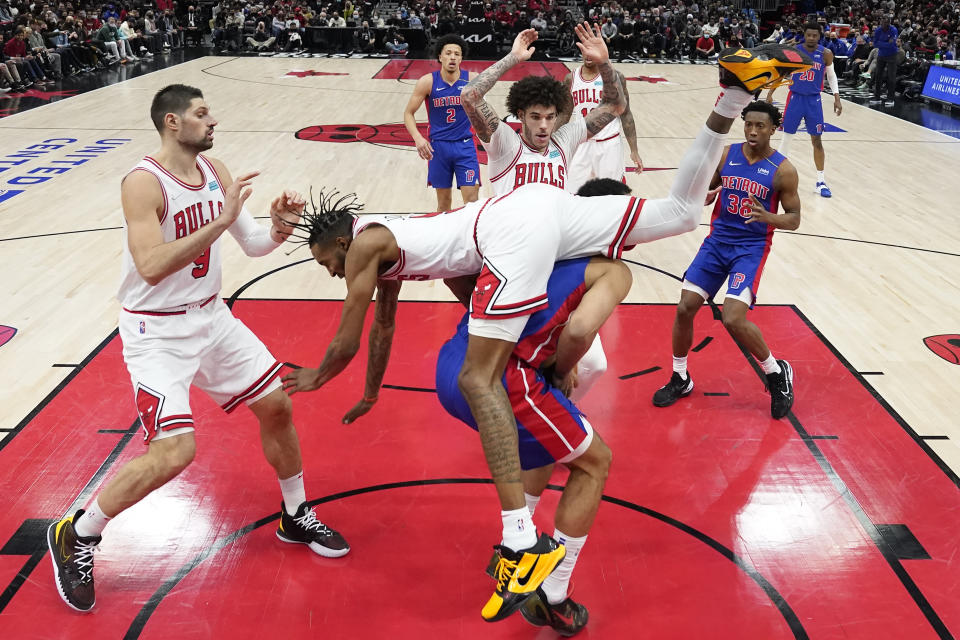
left=484, top=118, right=587, bottom=196
left=570, top=66, right=622, bottom=142
left=353, top=209, right=483, bottom=281
left=118, top=155, right=226, bottom=310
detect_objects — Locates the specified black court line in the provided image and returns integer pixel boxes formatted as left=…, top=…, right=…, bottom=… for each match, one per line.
left=805, top=435, right=840, bottom=440
left=619, top=366, right=661, bottom=380
left=920, top=435, right=950, bottom=441
left=697, top=223, right=960, bottom=258
left=0, top=428, right=15, bottom=432
left=225, top=258, right=313, bottom=307
left=620, top=258, right=683, bottom=282
left=0, top=415, right=140, bottom=615
left=98, top=429, right=134, bottom=434
left=51, top=363, right=80, bottom=368
left=790, top=305, right=960, bottom=491
left=382, top=384, right=436, bottom=393
left=123, top=478, right=808, bottom=640
left=0, top=329, right=118, bottom=454
left=0, top=226, right=122, bottom=243
left=692, top=336, right=714, bottom=352
left=723, top=306, right=954, bottom=638
left=859, top=371, right=885, bottom=376
left=703, top=392, right=730, bottom=397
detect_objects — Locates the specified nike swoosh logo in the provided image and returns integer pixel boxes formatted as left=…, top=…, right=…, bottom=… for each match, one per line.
left=729, top=162, right=742, bottom=165
left=514, top=555, right=541, bottom=588
left=745, top=71, right=773, bottom=83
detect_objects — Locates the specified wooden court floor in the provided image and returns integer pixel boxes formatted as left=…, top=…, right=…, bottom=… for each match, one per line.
left=0, top=56, right=959, bottom=638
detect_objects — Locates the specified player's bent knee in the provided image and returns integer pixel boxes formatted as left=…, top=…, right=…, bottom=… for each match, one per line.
left=250, top=388, right=293, bottom=427
left=152, top=436, right=196, bottom=478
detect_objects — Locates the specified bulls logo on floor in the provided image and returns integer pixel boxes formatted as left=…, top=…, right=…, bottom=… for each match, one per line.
left=0, top=325, right=15, bottom=349
left=923, top=334, right=960, bottom=364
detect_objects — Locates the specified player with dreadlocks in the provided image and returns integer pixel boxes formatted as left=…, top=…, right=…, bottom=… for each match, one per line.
left=281, top=39, right=812, bottom=624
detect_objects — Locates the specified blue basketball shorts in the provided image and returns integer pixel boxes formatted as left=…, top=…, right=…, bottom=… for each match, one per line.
left=427, top=138, right=481, bottom=189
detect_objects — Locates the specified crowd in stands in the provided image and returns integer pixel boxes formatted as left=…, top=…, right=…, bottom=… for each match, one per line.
left=3, top=0, right=958, bottom=100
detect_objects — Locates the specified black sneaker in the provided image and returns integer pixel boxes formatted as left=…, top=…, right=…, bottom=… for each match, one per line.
left=47, top=510, right=100, bottom=612
left=652, top=372, right=693, bottom=407
left=276, top=501, right=350, bottom=558
left=485, top=548, right=500, bottom=579
left=481, top=533, right=566, bottom=622
left=520, top=589, right=589, bottom=637
left=766, top=359, right=794, bottom=419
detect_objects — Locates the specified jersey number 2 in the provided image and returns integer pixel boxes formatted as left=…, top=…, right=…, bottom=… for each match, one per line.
left=192, top=249, right=210, bottom=279
left=446, top=108, right=456, bottom=123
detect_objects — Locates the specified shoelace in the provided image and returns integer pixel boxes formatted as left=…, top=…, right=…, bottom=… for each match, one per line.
left=74, top=539, right=98, bottom=583
left=294, top=509, right=335, bottom=537
left=494, top=556, right=519, bottom=591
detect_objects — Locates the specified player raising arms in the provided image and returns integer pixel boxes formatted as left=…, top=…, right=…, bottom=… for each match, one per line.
left=47, top=84, right=348, bottom=614
left=403, top=34, right=481, bottom=212
left=460, top=26, right=625, bottom=196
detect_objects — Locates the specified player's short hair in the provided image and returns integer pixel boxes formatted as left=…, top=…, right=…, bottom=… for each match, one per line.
left=150, top=84, right=204, bottom=133
left=506, top=76, right=571, bottom=118
left=577, top=178, right=632, bottom=197
left=433, top=34, right=468, bottom=60
left=742, top=100, right=782, bottom=128
left=287, top=188, right=364, bottom=248
left=803, top=21, right=822, bottom=34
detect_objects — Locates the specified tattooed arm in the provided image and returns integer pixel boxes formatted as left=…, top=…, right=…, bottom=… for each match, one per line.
left=574, top=21, right=627, bottom=138
left=554, top=73, right=574, bottom=128
left=462, top=28, right=538, bottom=143
left=618, top=71, right=643, bottom=172
left=342, top=279, right=402, bottom=424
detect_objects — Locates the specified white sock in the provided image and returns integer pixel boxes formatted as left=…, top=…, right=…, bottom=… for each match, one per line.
left=759, top=353, right=781, bottom=375
left=501, top=507, right=537, bottom=552
left=778, top=132, right=794, bottom=156
left=279, top=471, right=306, bottom=515
left=74, top=497, right=111, bottom=538
left=524, top=492, right=541, bottom=518
left=672, top=355, right=688, bottom=378
left=713, top=86, right=754, bottom=118
left=541, top=530, right=587, bottom=604
left=816, top=170, right=825, bottom=184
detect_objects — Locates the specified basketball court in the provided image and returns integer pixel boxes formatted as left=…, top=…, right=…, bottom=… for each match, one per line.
left=1, top=56, right=958, bottom=639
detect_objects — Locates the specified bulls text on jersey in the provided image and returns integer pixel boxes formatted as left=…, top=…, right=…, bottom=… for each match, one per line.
left=173, top=200, right=224, bottom=239
left=514, top=162, right=566, bottom=190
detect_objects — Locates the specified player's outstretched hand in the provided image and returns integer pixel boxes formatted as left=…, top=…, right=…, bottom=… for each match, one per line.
left=704, top=185, right=721, bottom=206
left=282, top=367, right=322, bottom=395
left=223, top=170, right=259, bottom=224
left=270, top=189, right=305, bottom=242
left=574, top=22, right=609, bottom=66
left=744, top=194, right=771, bottom=224
left=511, top=28, right=538, bottom=62
left=342, top=397, right=377, bottom=424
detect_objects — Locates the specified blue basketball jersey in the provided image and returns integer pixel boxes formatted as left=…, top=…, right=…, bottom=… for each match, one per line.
left=789, top=44, right=825, bottom=95
left=427, top=69, right=472, bottom=141
left=708, top=144, right=784, bottom=245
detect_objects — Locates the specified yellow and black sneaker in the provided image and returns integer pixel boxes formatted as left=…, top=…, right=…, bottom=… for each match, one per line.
left=485, top=548, right=500, bottom=579
left=47, top=509, right=100, bottom=612
left=718, top=44, right=813, bottom=93
left=520, top=589, right=590, bottom=637
left=481, top=533, right=566, bottom=622
left=277, top=501, right=350, bottom=558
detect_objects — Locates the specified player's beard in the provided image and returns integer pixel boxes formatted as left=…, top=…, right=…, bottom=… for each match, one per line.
left=184, top=133, right=214, bottom=152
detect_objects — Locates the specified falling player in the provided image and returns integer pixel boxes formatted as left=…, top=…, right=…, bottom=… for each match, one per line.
left=461, top=28, right=624, bottom=196
left=282, top=41, right=811, bottom=622
left=652, top=100, right=800, bottom=419
left=764, top=22, right=842, bottom=198
left=46, top=84, right=348, bottom=614
left=557, top=52, right=644, bottom=192
left=403, top=34, right=481, bottom=211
